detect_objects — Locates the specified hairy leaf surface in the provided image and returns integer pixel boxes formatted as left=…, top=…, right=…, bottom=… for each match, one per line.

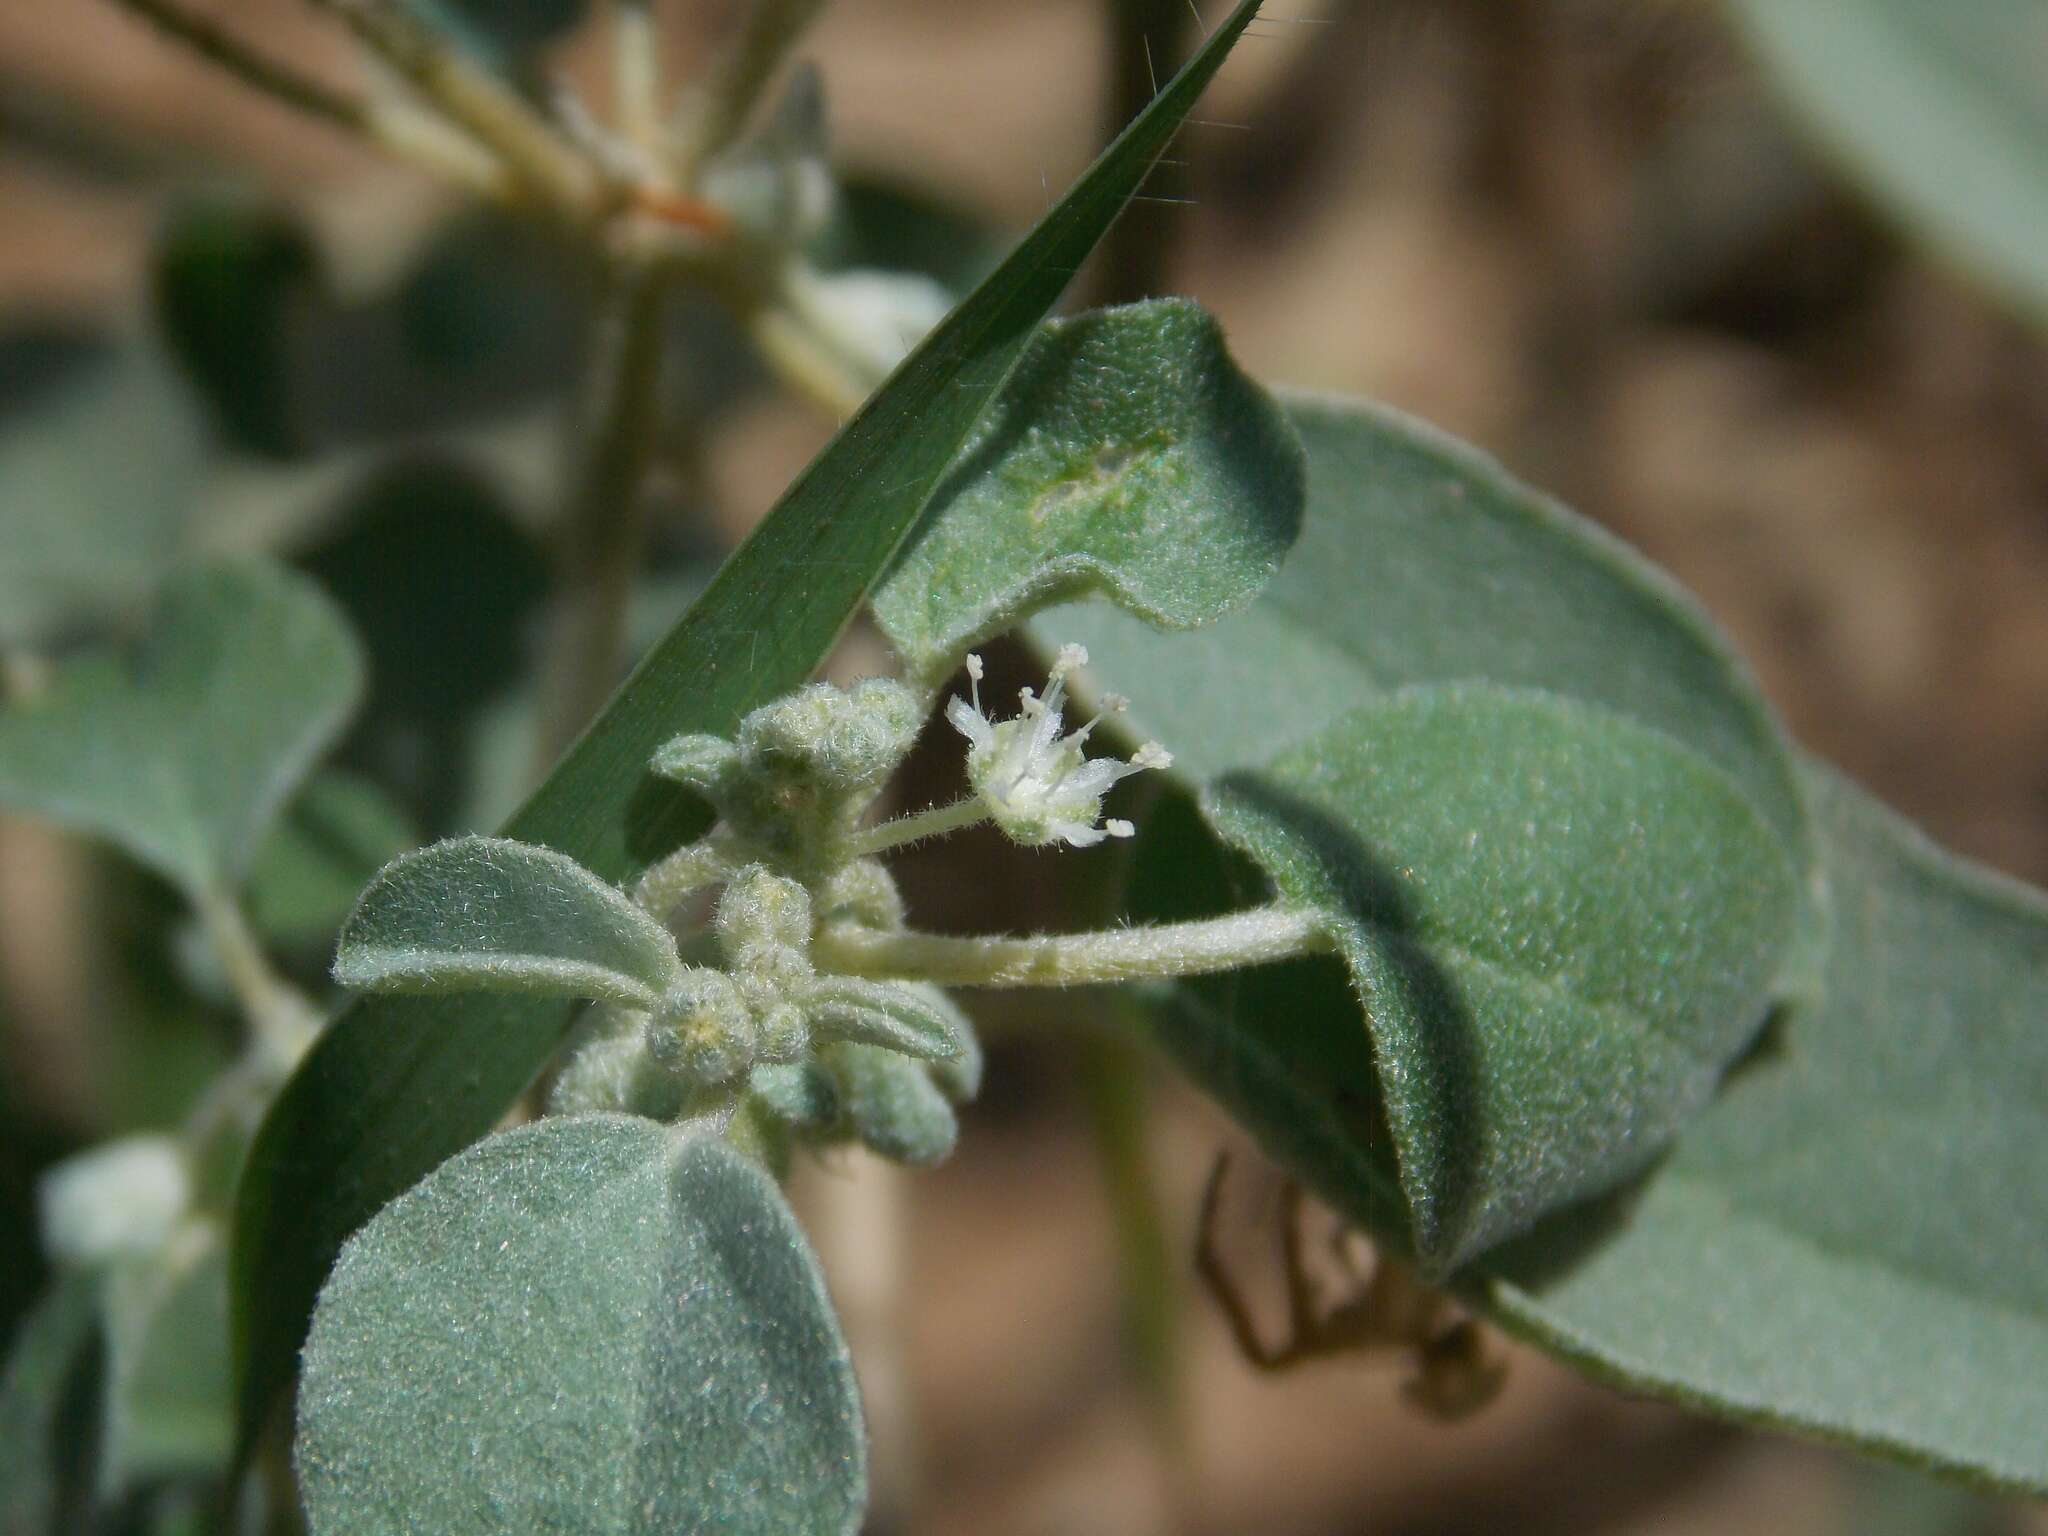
left=296, top=1117, right=863, bottom=1536
left=233, top=1, right=1269, bottom=1448
left=874, top=299, right=1303, bottom=680
left=1480, top=766, right=2048, bottom=1495
left=1205, top=685, right=1797, bottom=1268
left=334, top=836, right=679, bottom=1007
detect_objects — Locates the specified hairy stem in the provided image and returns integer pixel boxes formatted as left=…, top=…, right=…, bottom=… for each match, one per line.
left=536, top=263, right=674, bottom=763
left=634, top=836, right=736, bottom=920
left=670, top=0, right=828, bottom=184
left=813, top=905, right=1332, bottom=988
left=849, top=798, right=987, bottom=858
left=309, top=0, right=603, bottom=215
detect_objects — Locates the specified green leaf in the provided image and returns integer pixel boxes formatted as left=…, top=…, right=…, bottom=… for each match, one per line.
left=1054, top=392, right=1808, bottom=854
left=1476, top=766, right=2048, bottom=1496
left=803, top=976, right=964, bottom=1061
left=245, top=771, right=416, bottom=947
left=1206, top=685, right=1798, bottom=1269
left=232, top=0, right=1268, bottom=1451
left=0, top=347, right=204, bottom=647
left=334, top=836, right=680, bottom=1008
left=1727, top=0, right=2048, bottom=325
left=824, top=1045, right=959, bottom=1168
left=1058, top=390, right=1820, bottom=994
left=102, top=1231, right=233, bottom=1492
left=874, top=299, right=1304, bottom=681
left=0, top=1273, right=105, bottom=1536
left=296, top=1116, right=863, bottom=1535
left=0, top=561, right=365, bottom=901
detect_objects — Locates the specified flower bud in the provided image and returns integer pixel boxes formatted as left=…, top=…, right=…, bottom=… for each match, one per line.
left=40, top=1135, right=191, bottom=1267
left=651, top=967, right=758, bottom=1085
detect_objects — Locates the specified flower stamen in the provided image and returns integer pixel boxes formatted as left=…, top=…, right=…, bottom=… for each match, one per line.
left=945, top=646, right=1173, bottom=850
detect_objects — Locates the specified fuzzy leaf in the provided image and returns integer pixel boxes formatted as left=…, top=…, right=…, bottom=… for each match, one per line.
left=803, top=976, right=965, bottom=1061
left=875, top=299, right=1304, bottom=680
left=334, top=837, right=679, bottom=1008
left=0, top=561, right=364, bottom=901
left=1206, top=685, right=1798, bottom=1269
left=1728, top=0, right=2048, bottom=325
left=296, top=1117, right=863, bottom=1536
left=233, top=2, right=1268, bottom=1451
left=825, top=1045, right=959, bottom=1168
left=1476, top=766, right=2048, bottom=1496
left=1053, top=393, right=1808, bottom=855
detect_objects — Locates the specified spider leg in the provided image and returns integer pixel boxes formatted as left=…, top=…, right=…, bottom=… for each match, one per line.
left=1194, top=1151, right=1303, bottom=1372
left=1402, top=1320, right=1509, bottom=1422
left=1278, top=1177, right=1323, bottom=1346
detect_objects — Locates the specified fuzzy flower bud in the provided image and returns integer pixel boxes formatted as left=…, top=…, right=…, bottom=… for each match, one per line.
left=40, top=1135, right=191, bottom=1267
left=945, top=645, right=1172, bottom=849
left=650, top=967, right=759, bottom=1085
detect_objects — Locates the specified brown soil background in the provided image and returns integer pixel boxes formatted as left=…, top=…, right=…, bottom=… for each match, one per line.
left=4, top=2, right=2046, bottom=1533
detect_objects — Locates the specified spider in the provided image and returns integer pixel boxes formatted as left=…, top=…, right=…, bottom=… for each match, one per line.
left=1193, top=1151, right=1507, bottom=1421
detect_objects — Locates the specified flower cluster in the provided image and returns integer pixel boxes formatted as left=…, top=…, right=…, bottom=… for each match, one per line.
left=947, top=645, right=1172, bottom=849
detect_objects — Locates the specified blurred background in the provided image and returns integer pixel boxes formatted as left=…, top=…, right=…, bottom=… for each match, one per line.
left=2, top=2, right=2045, bottom=1533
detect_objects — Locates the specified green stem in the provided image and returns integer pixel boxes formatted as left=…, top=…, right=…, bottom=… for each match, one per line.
left=195, top=890, right=320, bottom=1065
left=812, top=904, right=1331, bottom=989
left=633, top=836, right=736, bottom=920
left=536, top=263, right=674, bottom=764
left=849, top=798, right=987, bottom=858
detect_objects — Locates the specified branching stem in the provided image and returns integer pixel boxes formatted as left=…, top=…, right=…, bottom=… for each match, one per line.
left=813, top=905, right=1332, bottom=989
left=634, top=836, right=737, bottom=920
left=308, top=0, right=604, bottom=215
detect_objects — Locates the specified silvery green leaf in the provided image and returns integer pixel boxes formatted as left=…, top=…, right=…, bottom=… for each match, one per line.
left=1205, top=684, right=1798, bottom=1270
left=1478, top=766, right=2048, bottom=1496
left=0, top=561, right=363, bottom=901
left=874, top=299, right=1305, bottom=682
left=296, top=1116, right=864, bottom=1535
left=334, top=836, right=679, bottom=1009
left=803, top=976, right=965, bottom=1062
left=822, top=1044, right=958, bottom=1168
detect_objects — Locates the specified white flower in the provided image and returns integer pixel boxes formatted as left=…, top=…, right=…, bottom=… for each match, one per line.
left=946, top=645, right=1173, bottom=849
